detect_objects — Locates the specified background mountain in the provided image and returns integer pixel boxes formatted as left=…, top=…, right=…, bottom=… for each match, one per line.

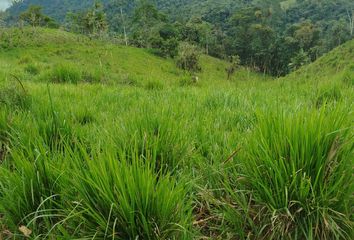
left=6, top=0, right=241, bottom=21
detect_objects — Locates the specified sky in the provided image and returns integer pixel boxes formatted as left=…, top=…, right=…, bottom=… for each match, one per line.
left=0, top=0, right=11, bottom=11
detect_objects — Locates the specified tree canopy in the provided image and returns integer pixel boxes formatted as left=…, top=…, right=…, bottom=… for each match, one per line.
left=4, top=0, right=354, bottom=76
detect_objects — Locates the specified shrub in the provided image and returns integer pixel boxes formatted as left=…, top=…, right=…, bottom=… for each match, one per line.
left=176, top=42, right=201, bottom=73
left=222, top=109, right=353, bottom=239
left=149, top=37, right=179, bottom=58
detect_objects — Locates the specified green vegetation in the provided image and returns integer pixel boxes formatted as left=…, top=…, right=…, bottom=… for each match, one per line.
left=19, top=5, right=58, bottom=28
left=0, top=27, right=353, bottom=239
left=4, top=0, right=354, bottom=76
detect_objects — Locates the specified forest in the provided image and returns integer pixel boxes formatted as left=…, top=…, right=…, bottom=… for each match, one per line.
left=3, top=0, right=354, bottom=75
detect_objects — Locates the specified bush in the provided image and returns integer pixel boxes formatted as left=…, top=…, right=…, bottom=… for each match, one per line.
left=222, top=109, right=353, bottom=239
left=150, top=37, right=179, bottom=58
left=176, top=42, right=201, bottom=73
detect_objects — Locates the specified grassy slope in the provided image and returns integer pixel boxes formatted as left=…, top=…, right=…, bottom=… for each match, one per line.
left=283, top=39, right=354, bottom=82
left=0, top=28, right=268, bottom=88
left=0, top=28, right=353, bottom=239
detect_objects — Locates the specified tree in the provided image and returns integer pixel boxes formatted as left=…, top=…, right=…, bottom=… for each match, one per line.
left=120, top=7, right=128, bottom=46
left=325, top=19, right=351, bottom=49
left=129, top=1, right=179, bottom=58
left=131, top=0, right=166, bottom=48
left=83, top=2, right=108, bottom=37
left=288, top=49, right=310, bottom=71
left=293, top=21, right=320, bottom=51
left=347, top=9, right=354, bottom=37
left=150, top=23, right=179, bottom=57
left=181, top=17, right=213, bottom=54
left=19, top=5, right=57, bottom=28
left=227, top=7, right=276, bottom=74
left=0, top=11, right=6, bottom=28
left=66, top=2, right=108, bottom=38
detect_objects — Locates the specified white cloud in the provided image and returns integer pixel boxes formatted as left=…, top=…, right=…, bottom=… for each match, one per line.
left=0, top=0, right=11, bottom=11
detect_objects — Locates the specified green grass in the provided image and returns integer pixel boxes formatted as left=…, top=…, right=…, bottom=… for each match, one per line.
left=221, top=108, right=353, bottom=239
left=0, top=27, right=353, bottom=239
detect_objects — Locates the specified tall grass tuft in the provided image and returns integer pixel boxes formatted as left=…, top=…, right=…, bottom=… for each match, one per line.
left=0, top=81, right=31, bottom=110
left=315, top=84, right=342, bottom=107
left=222, top=108, right=353, bottom=239
left=65, top=145, right=193, bottom=239
left=47, top=64, right=82, bottom=84
left=0, top=146, right=65, bottom=236
left=24, top=63, right=40, bottom=75
left=113, top=109, right=195, bottom=173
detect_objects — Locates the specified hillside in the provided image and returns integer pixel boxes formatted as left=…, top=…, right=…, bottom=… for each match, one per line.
left=0, top=28, right=353, bottom=239
left=4, top=0, right=354, bottom=77
left=283, top=39, right=354, bottom=83
left=0, top=27, right=267, bottom=87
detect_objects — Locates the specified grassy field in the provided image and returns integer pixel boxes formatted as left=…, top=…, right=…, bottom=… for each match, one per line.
left=0, top=28, right=353, bottom=239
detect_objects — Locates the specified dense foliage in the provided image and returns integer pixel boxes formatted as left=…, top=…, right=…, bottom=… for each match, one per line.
left=3, top=0, right=354, bottom=75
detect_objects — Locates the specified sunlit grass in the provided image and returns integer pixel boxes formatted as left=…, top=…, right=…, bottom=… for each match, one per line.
left=0, top=28, right=353, bottom=239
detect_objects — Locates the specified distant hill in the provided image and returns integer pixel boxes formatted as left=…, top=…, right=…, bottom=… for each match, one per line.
left=283, top=39, right=354, bottom=83
left=6, top=0, right=353, bottom=24
left=5, top=0, right=245, bottom=23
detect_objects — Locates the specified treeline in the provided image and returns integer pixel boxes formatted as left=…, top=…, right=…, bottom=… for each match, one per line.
left=3, top=0, right=354, bottom=76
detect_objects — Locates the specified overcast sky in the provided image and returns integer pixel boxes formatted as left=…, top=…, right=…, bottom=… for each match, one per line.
left=0, top=0, right=11, bottom=11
